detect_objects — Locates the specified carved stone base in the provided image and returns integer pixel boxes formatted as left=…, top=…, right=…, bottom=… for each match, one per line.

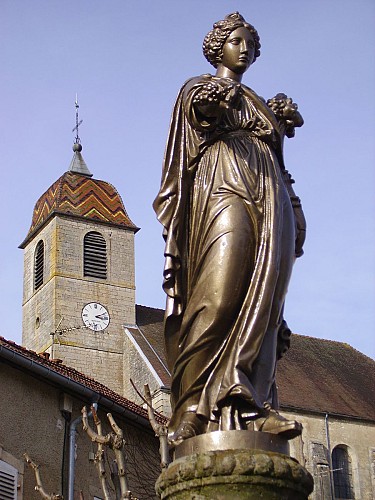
left=156, top=432, right=313, bottom=499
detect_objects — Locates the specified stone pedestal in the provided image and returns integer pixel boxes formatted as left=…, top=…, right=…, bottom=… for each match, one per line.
left=156, top=431, right=313, bottom=499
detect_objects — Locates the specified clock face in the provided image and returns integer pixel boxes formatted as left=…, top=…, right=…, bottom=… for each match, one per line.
left=81, top=302, right=110, bottom=331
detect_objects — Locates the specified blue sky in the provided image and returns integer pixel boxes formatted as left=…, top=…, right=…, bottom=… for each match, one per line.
left=1, top=1, right=374, bottom=358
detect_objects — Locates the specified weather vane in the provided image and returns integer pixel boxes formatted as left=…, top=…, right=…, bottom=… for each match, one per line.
left=72, top=94, right=83, bottom=144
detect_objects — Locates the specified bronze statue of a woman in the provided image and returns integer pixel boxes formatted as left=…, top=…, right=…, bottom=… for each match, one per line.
left=154, top=12, right=306, bottom=445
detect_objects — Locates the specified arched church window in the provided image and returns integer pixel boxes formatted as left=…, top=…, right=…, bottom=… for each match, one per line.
left=332, top=445, right=354, bottom=499
left=84, top=231, right=107, bottom=279
left=34, top=240, right=44, bottom=290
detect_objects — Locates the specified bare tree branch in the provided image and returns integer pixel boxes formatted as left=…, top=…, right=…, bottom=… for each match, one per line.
left=81, top=406, right=138, bottom=500
left=143, top=384, right=170, bottom=469
left=23, top=453, right=63, bottom=500
left=82, top=406, right=112, bottom=500
left=107, top=412, right=131, bottom=499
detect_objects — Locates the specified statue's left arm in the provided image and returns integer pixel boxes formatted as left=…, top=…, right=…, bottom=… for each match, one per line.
left=267, top=93, right=306, bottom=258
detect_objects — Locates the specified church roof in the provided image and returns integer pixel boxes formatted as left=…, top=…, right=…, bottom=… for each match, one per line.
left=276, top=334, right=375, bottom=420
left=135, top=305, right=375, bottom=422
left=128, top=305, right=170, bottom=386
left=21, top=169, right=138, bottom=248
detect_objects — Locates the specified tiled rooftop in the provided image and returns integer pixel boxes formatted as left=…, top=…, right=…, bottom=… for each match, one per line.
left=0, top=335, right=152, bottom=422
left=21, top=171, right=138, bottom=247
left=136, top=306, right=375, bottom=422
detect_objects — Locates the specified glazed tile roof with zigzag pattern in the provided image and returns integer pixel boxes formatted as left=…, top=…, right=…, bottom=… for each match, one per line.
left=21, top=171, right=138, bottom=247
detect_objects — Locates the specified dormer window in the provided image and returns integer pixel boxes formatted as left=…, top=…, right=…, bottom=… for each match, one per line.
left=84, top=231, right=107, bottom=279
left=34, top=240, right=44, bottom=290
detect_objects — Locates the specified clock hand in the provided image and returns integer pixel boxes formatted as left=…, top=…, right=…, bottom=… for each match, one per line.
left=95, top=313, right=108, bottom=320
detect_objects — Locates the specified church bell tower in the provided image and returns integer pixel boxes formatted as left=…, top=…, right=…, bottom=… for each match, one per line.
left=20, top=109, right=139, bottom=394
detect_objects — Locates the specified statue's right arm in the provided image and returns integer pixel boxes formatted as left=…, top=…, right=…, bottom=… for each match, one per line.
left=183, top=77, right=241, bottom=132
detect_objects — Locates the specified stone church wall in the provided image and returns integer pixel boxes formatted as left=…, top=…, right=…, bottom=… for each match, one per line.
left=283, top=409, right=375, bottom=499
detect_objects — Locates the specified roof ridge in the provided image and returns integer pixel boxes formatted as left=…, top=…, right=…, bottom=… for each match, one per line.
left=291, top=332, right=359, bottom=348
left=136, top=304, right=164, bottom=312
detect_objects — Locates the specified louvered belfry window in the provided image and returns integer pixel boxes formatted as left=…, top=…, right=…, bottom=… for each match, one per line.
left=84, top=231, right=107, bottom=279
left=34, top=240, right=44, bottom=290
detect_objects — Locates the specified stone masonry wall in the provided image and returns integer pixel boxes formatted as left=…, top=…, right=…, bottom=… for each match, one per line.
left=283, top=409, right=375, bottom=500
left=22, top=218, right=57, bottom=351
left=22, top=215, right=136, bottom=394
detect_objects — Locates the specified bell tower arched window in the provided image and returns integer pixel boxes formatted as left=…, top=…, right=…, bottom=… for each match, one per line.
left=332, top=445, right=354, bottom=499
left=84, top=231, right=107, bottom=279
left=34, top=240, right=44, bottom=290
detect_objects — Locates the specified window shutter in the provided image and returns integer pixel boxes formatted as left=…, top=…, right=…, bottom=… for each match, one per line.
left=34, top=240, right=44, bottom=290
left=311, top=442, right=332, bottom=499
left=84, top=231, right=107, bottom=279
left=0, top=460, right=17, bottom=500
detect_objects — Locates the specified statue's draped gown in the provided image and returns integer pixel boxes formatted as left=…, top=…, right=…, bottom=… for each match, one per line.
left=154, top=75, right=296, bottom=434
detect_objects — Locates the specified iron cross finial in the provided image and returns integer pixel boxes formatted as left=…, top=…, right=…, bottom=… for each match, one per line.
left=72, top=94, right=83, bottom=144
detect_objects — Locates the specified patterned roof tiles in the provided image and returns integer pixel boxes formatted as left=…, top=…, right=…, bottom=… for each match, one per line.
left=21, top=171, right=138, bottom=247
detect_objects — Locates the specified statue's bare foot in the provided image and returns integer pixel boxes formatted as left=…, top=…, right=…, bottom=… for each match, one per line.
left=254, top=409, right=302, bottom=440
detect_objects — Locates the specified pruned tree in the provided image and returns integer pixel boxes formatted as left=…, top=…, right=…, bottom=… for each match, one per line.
left=81, top=405, right=137, bottom=500
left=23, top=453, right=63, bottom=500
left=143, top=384, right=170, bottom=469
left=129, top=379, right=170, bottom=471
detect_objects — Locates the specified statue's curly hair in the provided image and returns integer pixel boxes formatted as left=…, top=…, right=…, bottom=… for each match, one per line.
left=203, top=12, right=261, bottom=69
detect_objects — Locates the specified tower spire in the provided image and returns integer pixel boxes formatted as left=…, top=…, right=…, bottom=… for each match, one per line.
left=69, top=95, right=92, bottom=177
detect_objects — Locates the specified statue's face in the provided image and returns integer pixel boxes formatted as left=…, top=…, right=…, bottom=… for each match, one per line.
left=221, top=27, right=255, bottom=75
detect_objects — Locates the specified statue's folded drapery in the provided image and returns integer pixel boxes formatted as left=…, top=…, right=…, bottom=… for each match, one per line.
left=154, top=75, right=299, bottom=434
